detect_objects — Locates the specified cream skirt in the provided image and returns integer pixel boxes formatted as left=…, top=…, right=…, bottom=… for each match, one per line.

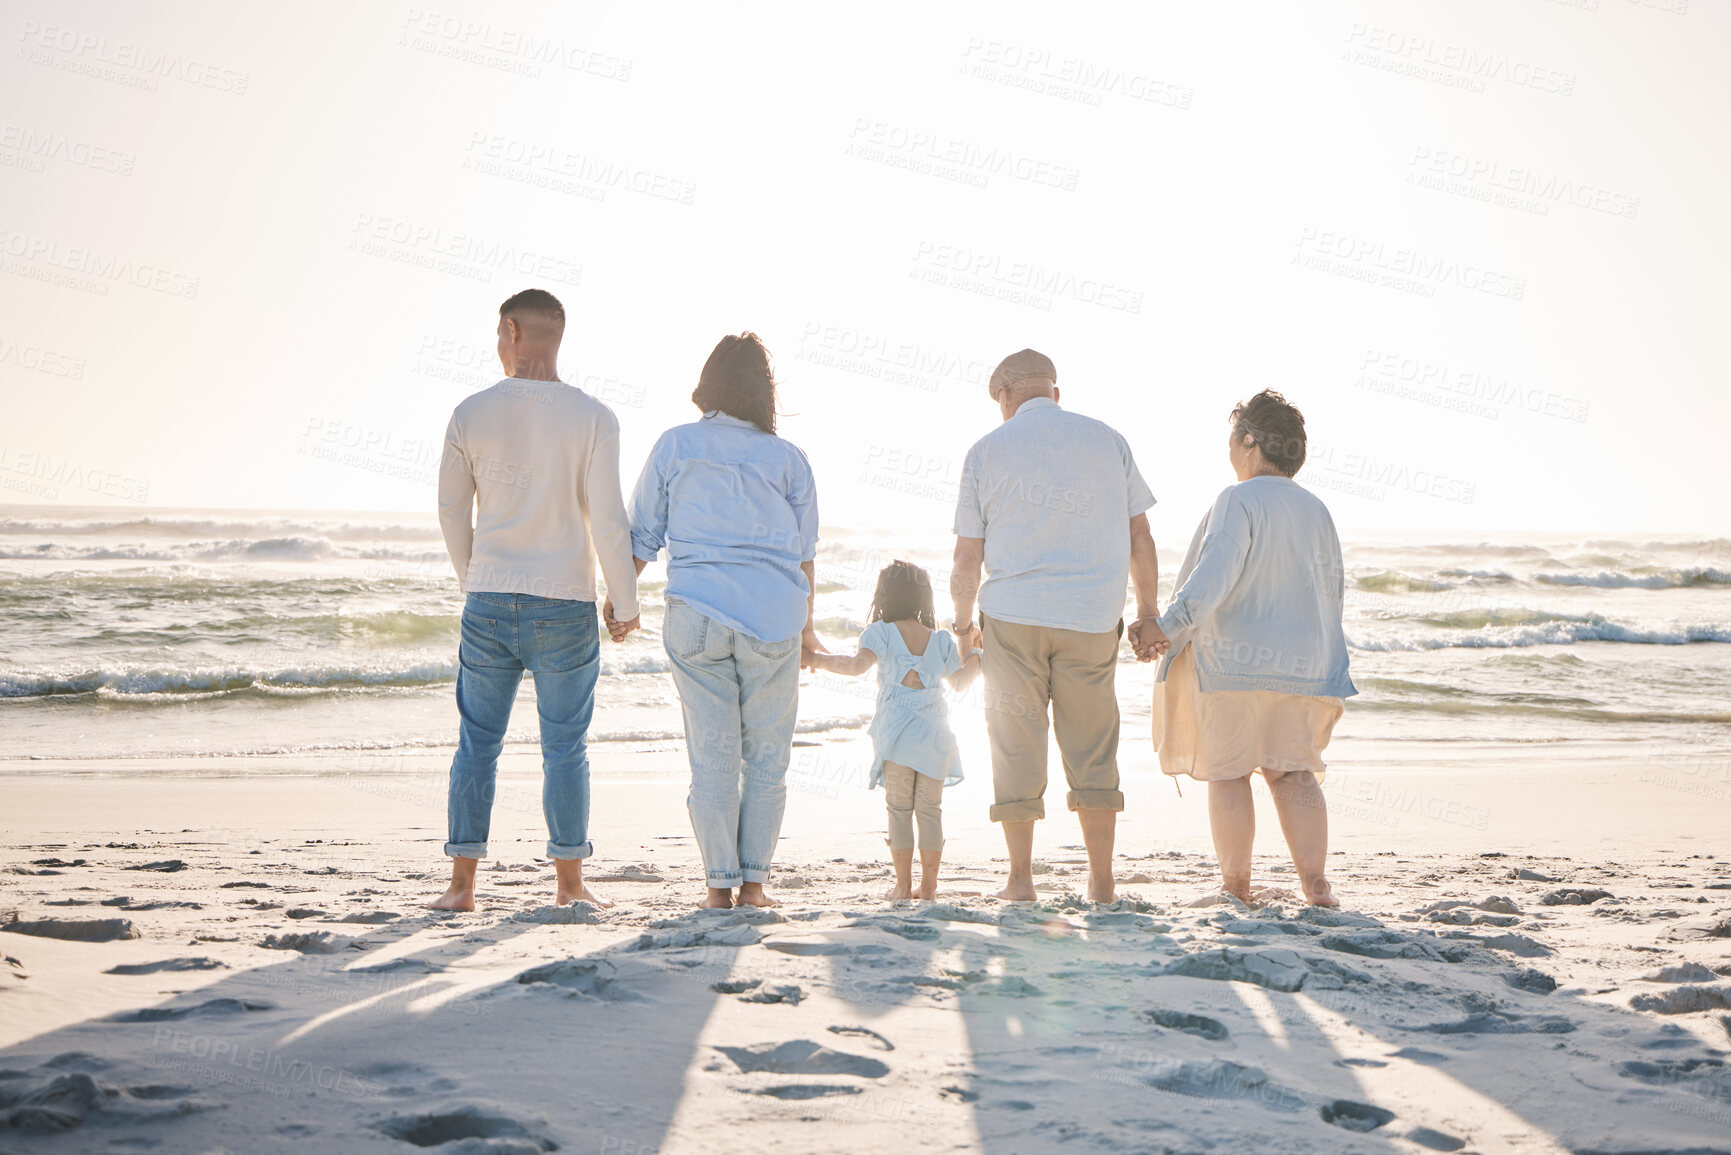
left=1154, top=647, right=1344, bottom=782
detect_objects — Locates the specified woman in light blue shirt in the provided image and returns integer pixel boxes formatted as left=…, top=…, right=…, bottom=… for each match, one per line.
left=1135, top=390, right=1356, bottom=908
left=626, top=332, right=821, bottom=911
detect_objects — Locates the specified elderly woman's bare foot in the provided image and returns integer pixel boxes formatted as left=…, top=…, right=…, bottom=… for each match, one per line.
left=427, top=886, right=475, bottom=912
left=699, top=888, right=734, bottom=910
left=1303, top=878, right=1339, bottom=908
left=1086, top=874, right=1116, bottom=904
left=885, top=881, right=913, bottom=901
left=916, top=881, right=938, bottom=901
left=994, top=879, right=1037, bottom=902
left=736, top=882, right=779, bottom=908
left=1219, top=878, right=1253, bottom=905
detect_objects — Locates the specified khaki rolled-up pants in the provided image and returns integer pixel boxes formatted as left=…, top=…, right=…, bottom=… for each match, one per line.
left=981, top=615, right=1124, bottom=823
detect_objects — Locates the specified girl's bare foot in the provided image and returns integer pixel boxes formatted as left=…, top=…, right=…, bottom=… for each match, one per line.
left=885, top=881, right=913, bottom=901
left=1303, top=878, right=1339, bottom=908
left=699, top=888, right=734, bottom=910
left=736, top=882, right=778, bottom=908
left=427, top=886, right=474, bottom=912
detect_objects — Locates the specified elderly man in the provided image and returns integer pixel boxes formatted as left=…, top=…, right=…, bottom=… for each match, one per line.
left=950, top=349, right=1159, bottom=903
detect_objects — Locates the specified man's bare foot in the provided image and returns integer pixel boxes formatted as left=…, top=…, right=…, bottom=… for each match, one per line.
left=736, top=882, right=778, bottom=908
left=427, top=886, right=474, bottom=912
left=995, top=876, right=1037, bottom=902
left=699, top=888, right=734, bottom=910
left=916, top=881, right=938, bottom=901
left=885, top=881, right=913, bottom=901
left=1303, top=878, right=1339, bottom=908
left=553, top=860, right=615, bottom=909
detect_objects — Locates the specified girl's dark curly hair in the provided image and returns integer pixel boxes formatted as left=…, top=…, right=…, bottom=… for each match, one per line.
left=869, top=560, right=936, bottom=629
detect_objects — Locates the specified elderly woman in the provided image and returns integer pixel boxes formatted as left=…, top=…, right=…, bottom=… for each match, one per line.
left=1133, top=390, right=1356, bottom=907
left=623, top=333, right=821, bottom=910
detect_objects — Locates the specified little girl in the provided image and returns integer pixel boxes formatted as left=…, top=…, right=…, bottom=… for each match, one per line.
left=809, top=560, right=980, bottom=900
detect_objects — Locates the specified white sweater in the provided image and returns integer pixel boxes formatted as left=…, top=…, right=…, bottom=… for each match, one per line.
left=437, top=378, right=640, bottom=620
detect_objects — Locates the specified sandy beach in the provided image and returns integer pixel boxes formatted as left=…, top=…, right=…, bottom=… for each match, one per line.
left=4, top=734, right=1729, bottom=1154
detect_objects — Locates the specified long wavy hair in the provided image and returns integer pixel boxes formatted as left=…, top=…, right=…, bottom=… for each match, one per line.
left=692, top=332, right=778, bottom=434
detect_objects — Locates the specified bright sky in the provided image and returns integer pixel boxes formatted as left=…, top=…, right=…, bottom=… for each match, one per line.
left=2, top=0, right=1725, bottom=541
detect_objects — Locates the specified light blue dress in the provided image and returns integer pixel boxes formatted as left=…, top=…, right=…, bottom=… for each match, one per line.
left=858, top=622, right=966, bottom=788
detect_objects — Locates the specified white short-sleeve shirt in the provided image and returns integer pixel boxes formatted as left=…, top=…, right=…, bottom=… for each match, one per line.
left=954, top=397, right=1155, bottom=634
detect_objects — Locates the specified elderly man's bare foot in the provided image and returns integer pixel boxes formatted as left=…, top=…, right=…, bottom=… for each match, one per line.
left=428, top=886, right=474, bottom=912
left=1303, top=878, right=1339, bottom=908
left=736, top=882, right=778, bottom=908
left=885, top=881, right=913, bottom=901
left=995, top=877, right=1037, bottom=902
left=699, top=888, right=734, bottom=910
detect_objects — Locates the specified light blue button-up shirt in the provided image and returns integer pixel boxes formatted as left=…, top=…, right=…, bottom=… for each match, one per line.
left=629, top=412, right=819, bottom=642
left=954, top=397, right=1156, bottom=634
left=1155, top=475, right=1357, bottom=698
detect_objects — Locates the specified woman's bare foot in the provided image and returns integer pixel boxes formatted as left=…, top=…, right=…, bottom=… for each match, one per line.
left=699, top=888, right=734, bottom=910
left=428, top=857, right=479, bottom=911
left=736, top=882, right=778, bottom=908
left=885, top=881, right=913, bottom=901
left=995, top=878, right=1037, bottom=902
left=554, top=860, right=614, bottom=908
left=1086, top=873, right=1116, bottom=904
left=427, top=885, right=475, bottom=912
left=915, top=881, right=938, bottom=901
left=1302, top=878, right=1339, bottom=908
left=1219, top=875, right=1253, bottom=904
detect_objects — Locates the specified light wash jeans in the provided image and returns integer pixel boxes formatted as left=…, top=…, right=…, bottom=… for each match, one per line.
left=662, top=598, right=800, bottom=886
left=446, top=593, right=600, bottom=861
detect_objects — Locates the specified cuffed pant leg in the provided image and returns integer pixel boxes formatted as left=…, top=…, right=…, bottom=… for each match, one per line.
left=665, top=605, right=745, bottom=888
left=446, top=601, right=525, bottom=858
left=1051, top=622, right=1125, bottom=813
left=528, top=605, right=601, bottom=860
left=982, top=616, right=1051, bottom=824
left=736, top=632, right=800, bottom=884
left=882, top=762, right=916, bottom=852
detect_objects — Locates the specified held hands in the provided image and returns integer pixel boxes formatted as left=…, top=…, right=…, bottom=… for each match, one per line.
left=951, top=619, right=981, bottom=656
left=800, top=626, right=830, bottom=672
left=1127, top=615, right=1170, bottom=662
left=602, top=599, right=640, bottom=644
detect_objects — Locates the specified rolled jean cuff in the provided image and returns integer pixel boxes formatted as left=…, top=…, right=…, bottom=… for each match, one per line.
left=1067, top=788, right=1125, bottom=812
left=740, top=862, right=772, bottom=884
left=444, top=841, right=488, bottom=859
left=706, top=869, right=744, bottom=887
left=988, top=798, right=1046, bottom=824
left=546, top=839, right=593, bottom=861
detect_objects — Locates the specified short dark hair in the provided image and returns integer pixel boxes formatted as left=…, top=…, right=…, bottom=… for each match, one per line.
left=869, top=560, right=936, bottom=629
left=499, top=288, right=565, bottom=328
left=1231, top=389, right=1307, bottom=477
left=692, top=332, right=778, bottom=434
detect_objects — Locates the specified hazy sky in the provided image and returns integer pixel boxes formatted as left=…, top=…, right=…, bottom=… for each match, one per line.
left=2, top=0, right=1725, bottom=540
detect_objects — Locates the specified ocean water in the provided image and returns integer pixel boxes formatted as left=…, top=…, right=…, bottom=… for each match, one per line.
left=1, top=506, right=1729, bottom=764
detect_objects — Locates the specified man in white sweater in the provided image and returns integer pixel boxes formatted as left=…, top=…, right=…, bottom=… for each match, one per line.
left=430, top=289, right=640, bottom=912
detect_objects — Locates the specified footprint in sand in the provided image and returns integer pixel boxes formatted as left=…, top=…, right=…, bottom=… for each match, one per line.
left=1144, top=1008, right=1229, bottom=1041
left=513, top=960, right=645, bottom=1002
left=1319, top=1099, right=1395, bottom=1132
left=1, top=916, right=138, bottom=943
left=828, top=1025, right=894, bottom=1051
left=122, top=997, right=274, bottom=1022
left=0, top=1063, right=210, bottom=1135
left=714, top=1040, right=889, bottom=1079
left=373, top=1106, right=555, bottom=1151
left=258, top=930, right=356, bottom=954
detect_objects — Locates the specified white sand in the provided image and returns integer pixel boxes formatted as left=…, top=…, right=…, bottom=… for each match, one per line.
left=2, top=736, right=1729, bottom=1153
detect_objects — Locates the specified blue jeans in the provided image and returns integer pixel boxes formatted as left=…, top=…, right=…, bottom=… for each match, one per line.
left=663, top=598, right=800, bottom=886
left=446, top=593, right=600, bottom=861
